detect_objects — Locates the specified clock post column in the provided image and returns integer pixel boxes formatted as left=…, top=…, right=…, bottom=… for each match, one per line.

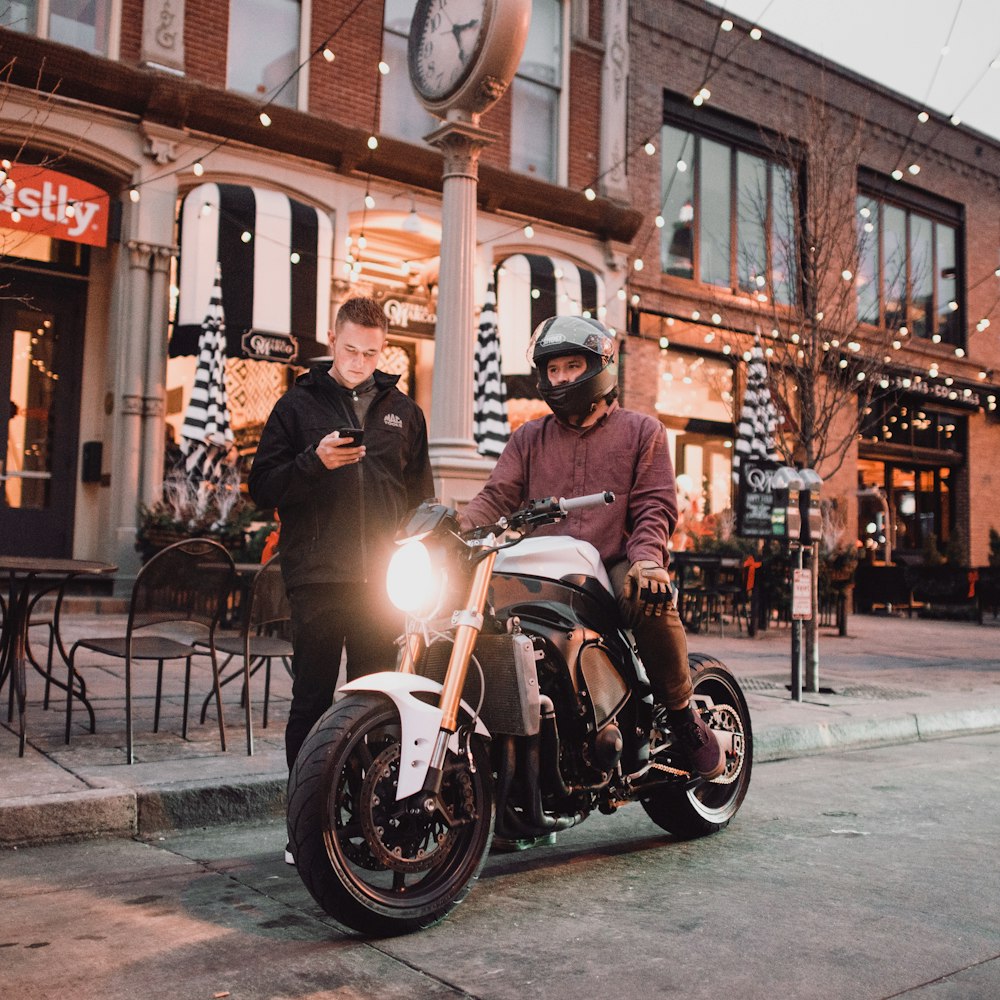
left=425, top=119, right=497, bottom=505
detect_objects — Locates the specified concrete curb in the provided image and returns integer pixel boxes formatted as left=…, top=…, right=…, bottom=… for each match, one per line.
left=754, top=709, right=1000, bottom=762
left=5, top=712, right=999, bottom=848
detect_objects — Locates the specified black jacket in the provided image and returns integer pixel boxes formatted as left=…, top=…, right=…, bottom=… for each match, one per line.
left=248, top=364, right=434, bottom=589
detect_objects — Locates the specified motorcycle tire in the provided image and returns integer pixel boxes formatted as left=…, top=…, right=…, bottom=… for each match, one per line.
left=287, top=693, right=494, bottom=936
left=641, top=653, right=753, bottom=840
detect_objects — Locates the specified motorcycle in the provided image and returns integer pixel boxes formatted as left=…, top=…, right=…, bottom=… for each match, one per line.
left=287, top=491, right=752, bottom=935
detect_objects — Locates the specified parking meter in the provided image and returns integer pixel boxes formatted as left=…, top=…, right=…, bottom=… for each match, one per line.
left=770, top=466, right=803, bottom=541
left=797, top=468, right=823, bottom=546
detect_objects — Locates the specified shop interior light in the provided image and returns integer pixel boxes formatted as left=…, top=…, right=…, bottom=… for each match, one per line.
left=402, top=201, right=422, bottom=233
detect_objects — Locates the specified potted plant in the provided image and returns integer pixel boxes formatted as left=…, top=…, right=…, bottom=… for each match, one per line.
left=136, top=467, right=257, bottom=562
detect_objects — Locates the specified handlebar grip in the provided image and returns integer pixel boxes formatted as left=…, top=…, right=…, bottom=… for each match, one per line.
left=558, top=490, right=615, bottom=513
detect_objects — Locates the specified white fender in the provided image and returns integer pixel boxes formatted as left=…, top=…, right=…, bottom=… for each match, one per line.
left=339, top=672, right=491, bottom=800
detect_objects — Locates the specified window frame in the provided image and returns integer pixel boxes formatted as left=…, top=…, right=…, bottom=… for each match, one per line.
left=226, top=0, right=310, bottom=111
left=510, top=0, right=569, bottom=185
left=661, top=94, right=799, bottom=305
left=856, top=170, right=965, bottom=347
left=4, top=0, right=123, bottom=58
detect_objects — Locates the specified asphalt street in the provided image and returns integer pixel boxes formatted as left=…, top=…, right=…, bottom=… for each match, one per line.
left=2, top=731, right=998, bottom=1000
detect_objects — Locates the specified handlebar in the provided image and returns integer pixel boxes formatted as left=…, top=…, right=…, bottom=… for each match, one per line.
left=557, top=491, right=616, bottom=513
left=503, top=490, right=615, bottom=532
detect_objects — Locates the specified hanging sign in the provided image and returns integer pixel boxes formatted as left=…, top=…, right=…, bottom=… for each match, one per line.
left=241, top=329, right=300, bottom=362
left=0, top=163, right=109, bottom=247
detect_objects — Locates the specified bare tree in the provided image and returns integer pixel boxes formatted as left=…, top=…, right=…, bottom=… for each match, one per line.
left=732, top=95, right=911, bottom=481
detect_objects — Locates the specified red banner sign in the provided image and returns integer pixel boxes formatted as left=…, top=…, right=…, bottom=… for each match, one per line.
left=0, top=163, right=109, bottom=247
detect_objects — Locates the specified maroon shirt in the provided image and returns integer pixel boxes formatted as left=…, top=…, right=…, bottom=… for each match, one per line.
left=460, top=402, right=678, bottom=568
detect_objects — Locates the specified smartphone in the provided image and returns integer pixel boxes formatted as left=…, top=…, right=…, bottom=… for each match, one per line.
left=338, top=427, right=365, bottom=447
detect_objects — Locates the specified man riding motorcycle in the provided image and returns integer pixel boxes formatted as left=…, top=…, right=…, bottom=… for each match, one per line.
left=459, top=315, right=724, bottom=781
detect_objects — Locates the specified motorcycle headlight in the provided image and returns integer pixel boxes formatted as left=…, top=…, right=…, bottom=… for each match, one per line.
left=386, top=539, right=445, bottom=620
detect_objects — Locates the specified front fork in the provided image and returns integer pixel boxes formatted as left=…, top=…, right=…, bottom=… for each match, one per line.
left=419, top=549, right=497, bottom=798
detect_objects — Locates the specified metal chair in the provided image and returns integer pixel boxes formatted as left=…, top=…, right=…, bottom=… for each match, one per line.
left=64, top=538, right=236, bottom=764
left=198, top=554, right=292, bottom=755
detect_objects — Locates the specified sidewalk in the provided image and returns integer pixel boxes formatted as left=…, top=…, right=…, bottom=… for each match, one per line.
left=2, top=609, right=998, bottom=847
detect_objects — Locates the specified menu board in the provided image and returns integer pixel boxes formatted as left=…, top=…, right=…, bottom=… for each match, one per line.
left=736, top=460, right=779, bottom=537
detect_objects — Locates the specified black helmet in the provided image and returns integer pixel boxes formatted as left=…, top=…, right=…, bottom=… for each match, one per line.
left=528, top=315, right=618, bottom=422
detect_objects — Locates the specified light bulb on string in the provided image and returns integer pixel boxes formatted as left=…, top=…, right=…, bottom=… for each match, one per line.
left=322, top=48, right=335, bottom=62
left=129, top=187, right=140, bottom=203
left=378, top=61, right=390, bottom=75
left=193, top=160, right=204, bottom=177
left=367, top=135, right=379, bottom=150
left=644, top=141, right=656, bottom=155
left=365, top=193, right=375, bottom=209
left=259, top=111, right=272, bottom=127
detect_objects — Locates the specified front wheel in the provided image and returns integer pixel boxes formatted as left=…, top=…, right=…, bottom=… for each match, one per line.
left=287, top=694, right=494, bottom=935
left=641, top=653, right=753, bottom=840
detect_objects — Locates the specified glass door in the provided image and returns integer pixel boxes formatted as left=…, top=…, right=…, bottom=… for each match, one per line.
left=0, top=272, right=86, bottom=556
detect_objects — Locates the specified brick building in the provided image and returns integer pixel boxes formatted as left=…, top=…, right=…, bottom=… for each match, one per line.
left=624, top=0, right=1000, bottom=565
left=0, top=1, right=640, bottom=572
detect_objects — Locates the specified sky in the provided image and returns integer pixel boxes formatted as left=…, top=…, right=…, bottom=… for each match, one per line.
left=718, top=0, right=1000, bottom=143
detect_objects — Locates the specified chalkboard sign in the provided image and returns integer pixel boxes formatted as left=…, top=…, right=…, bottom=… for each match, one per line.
left=737, top=460, right=779, bottom=537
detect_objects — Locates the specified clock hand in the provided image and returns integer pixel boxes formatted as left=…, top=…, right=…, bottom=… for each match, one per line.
left=449, top=19, right=479, bottom=63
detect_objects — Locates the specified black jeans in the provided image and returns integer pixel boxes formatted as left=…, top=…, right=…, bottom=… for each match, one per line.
left=608, top=560, right=693, bottom=710
left=285, top=581, right=402, bottom=769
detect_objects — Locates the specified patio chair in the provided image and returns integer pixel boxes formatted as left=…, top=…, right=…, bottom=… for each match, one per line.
left=64, top=538, right=236, bottom=764
left=197, top=554, right=292, bottom=755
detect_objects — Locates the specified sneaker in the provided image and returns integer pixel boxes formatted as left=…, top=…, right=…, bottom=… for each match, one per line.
left=491, top=831, right=558, bottom=854
left=666, top=704, right=725, bottom=780
left=284, top=843, right=295, bottom=866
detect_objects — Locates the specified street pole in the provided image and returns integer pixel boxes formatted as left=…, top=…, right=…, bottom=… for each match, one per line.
left=790, top=542, right=803, bottom=702
left=423, top=120, right=496, bottom=507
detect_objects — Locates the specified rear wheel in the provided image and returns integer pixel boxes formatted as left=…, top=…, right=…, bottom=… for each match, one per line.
left=641, top=654, right=752, bottom=839
left=287, top=694, right=494, bottom=935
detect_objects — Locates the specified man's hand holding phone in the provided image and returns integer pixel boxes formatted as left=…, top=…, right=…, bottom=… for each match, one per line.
left=317, top=427, right=366, bottom=469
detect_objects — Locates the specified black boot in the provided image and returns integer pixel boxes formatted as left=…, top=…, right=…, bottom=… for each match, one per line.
left=666, top=704, right=725, bottom=779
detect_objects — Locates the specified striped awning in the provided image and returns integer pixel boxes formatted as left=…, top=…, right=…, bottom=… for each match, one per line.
left=172, top=183, right=333, bottom=362
left=495, top=253, right=605, bottom=379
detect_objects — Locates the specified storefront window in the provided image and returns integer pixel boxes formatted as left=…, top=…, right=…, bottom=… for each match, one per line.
left=655, top=346, right=734, bottom=549
left=227, top=0, right=301, bottom=109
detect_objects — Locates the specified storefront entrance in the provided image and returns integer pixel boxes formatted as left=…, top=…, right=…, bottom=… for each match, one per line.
left=1, top=271, right=86, bottom=556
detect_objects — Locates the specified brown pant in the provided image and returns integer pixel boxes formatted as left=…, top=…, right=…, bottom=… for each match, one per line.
left=608, top=560, right=692, bottom=709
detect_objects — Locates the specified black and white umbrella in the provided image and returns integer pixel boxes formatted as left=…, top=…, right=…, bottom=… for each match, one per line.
left=180, top=263, right=234, bottom=487
left=732, top=340, right=780, bottom=486
left=472, top=283, right=510, bottom=459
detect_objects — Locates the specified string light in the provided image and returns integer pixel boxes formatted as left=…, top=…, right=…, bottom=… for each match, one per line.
left=584, top=187, right=596, bottom=201
left=367, top=135, right=378, bottom=150
left=365, top=193, right=375, bottom=209
left=259, top=111, right=271, bottom=126
left=322, top=47, right=335, bottom=62
left=378, top=61, right=390, bottom=75
left=644, top=141, right=656, bottom=155
left=192, top=160, right=204, bottom=176
left=128, top=188, right=139, bottom=203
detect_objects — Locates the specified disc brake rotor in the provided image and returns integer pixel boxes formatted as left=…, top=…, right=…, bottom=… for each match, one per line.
left=359, top=742, right=459, bottom=873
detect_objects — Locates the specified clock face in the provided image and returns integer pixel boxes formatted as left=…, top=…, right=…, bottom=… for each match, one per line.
left=409, top=0, right=489, bottom=102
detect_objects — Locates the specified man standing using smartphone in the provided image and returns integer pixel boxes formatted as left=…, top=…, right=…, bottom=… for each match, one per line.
left=249, top=296, right=433, bottom=862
